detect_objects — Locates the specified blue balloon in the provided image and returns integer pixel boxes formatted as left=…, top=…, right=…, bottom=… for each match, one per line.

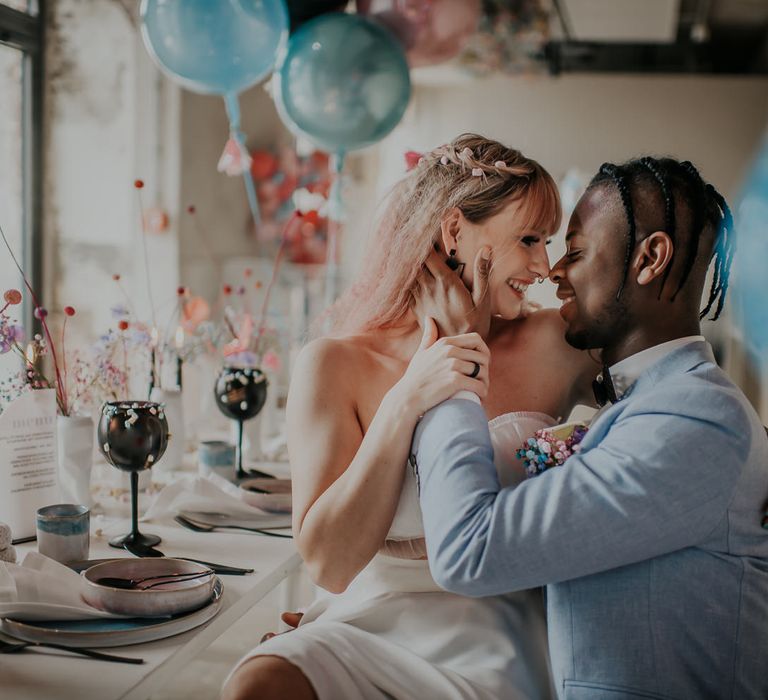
left=273, top=13, right=411, bottom=153
left=140, top=0, right=289, bottom=95
left=733, top=134, right=768, bottom=360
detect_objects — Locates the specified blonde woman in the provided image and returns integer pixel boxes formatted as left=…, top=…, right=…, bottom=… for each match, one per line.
left=223, top=134, right=596, bottom=700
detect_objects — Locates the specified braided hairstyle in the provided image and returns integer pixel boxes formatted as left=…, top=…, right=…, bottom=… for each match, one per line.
left=588, top=157, right=735, bottom=320
left=639, top=157, right=676, bottom=298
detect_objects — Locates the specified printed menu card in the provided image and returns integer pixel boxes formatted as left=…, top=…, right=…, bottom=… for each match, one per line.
left=0, top=389, right=58, bottom=539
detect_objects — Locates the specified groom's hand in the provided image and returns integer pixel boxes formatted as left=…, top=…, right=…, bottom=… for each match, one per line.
left=414, top=246, right=492, bottom=339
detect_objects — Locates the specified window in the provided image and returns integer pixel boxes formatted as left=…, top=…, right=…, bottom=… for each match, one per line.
left=0, top=2, right=33, bottom=13
left=0, top=2, right=43, bottom=376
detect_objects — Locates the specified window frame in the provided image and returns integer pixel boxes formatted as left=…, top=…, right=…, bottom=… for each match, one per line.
left=0, top=1, right=44, bottom=333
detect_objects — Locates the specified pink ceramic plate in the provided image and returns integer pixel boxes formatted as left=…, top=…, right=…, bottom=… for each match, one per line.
left=81, top=558, right=215, bottom=617
left=239, top=478, right=292, bottom=513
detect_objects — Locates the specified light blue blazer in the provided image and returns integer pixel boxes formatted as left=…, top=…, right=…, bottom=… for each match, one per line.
left=413, top=341, right=768, bottom=700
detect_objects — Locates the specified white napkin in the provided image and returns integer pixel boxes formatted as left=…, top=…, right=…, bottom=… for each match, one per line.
left=0, top=552, right=124, bottom=621
left=142, top=472, right=281, bottom=522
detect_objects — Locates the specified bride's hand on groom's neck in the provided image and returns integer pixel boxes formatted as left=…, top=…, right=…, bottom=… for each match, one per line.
left=413, top=246, right=492, bottom=339
left=389, top=318, right=491, bottom=418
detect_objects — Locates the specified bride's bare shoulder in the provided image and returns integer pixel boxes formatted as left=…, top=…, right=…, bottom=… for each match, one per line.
left=492, top=308, right=585, bottom=360
left=524, top=307, right=569, bottom=338
left=292, top=335, right=374, bottom=383
left=492, top=307, right=566, bottom=343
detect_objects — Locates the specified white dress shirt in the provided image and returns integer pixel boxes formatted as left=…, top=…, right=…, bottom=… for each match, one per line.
left=608, top=335, right=706, bottom=400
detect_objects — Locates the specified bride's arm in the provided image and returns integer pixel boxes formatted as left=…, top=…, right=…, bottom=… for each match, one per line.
left=288, top=325, right=489, bottom=594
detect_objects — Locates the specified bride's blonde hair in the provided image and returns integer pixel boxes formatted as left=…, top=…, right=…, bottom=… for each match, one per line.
left=324, top=133, right=561, bottom=336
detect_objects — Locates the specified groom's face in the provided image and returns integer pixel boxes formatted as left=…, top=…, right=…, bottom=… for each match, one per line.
left=549, top=186, right=633, bottom=350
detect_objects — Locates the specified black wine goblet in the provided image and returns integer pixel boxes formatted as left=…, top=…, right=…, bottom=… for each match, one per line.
left=213, top=366, right=268, bottom=480
left=98, top=401, right=170, bottom=549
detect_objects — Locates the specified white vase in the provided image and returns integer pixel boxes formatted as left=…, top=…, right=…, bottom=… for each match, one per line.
left=56, top=415, right=94, bottom=507
left=150, top=387, right=185, bottom=472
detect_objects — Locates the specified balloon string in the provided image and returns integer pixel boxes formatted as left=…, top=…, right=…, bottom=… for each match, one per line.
left=254, top=211, right=301, bottom=359
left=324, top=152, right=345, bottom=311
left=224, top=93, right=262, bottom=230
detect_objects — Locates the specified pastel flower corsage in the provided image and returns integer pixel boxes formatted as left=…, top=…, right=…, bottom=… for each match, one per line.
left=516, top=422, right=589, bottom=478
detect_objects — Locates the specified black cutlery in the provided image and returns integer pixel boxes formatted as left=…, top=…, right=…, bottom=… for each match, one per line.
left=174, top=514, right=293, bottom=539
left=0, top=637, right=144, bottom=664
left=122, top=540, right=253, bottom=575
left=94, top=569, right=215, bottom=590
left=238, top=468, right=277, bottom=481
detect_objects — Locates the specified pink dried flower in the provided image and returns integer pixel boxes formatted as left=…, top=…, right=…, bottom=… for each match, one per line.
left=4, top=289, right=21, bottom=305
left=262, top=350, right=282, bottom=373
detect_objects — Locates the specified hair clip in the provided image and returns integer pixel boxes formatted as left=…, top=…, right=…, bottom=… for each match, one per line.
left=494, top=161, right=506, bottom=168
left=472, top=168, right=483, bottom=177
left=440, top=155, right=449, bottom=165
left=461, top=147, right=474, bottom=159
left=404, top=150, right=424, bottom=172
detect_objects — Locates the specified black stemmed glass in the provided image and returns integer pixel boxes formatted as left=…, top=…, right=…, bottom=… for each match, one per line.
left=98, top=401, right=169, bottom=549
left=213, top=367, right=268, bottom=480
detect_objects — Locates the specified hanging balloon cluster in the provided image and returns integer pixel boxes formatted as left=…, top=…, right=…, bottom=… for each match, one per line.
left=140, top=0, right=290, bottom=228
left=140, top=2, right=478, bottom=309
left=273, top=12, right=411, bottom=306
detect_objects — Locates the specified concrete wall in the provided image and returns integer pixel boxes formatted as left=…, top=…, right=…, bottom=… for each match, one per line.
left=45, top=0, right=180, bottom=355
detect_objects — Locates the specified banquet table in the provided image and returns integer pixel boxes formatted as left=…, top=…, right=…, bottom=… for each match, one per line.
left=2, top=517, right=302, bottom=700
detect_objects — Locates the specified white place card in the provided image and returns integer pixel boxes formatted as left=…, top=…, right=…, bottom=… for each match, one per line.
left=0, top=389, right=58, bottom=539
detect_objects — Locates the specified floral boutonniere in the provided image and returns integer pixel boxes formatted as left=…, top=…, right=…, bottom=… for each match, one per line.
left=516, top=422, right=590, bottom=478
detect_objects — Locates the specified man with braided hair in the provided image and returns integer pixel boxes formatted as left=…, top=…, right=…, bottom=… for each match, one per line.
left=413, top=156, right=768, bottom=699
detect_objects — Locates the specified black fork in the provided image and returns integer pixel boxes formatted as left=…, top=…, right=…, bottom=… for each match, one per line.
left=0, top=637, right=144, bottom=664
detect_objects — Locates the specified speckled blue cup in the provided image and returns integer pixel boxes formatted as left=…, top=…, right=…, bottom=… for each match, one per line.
left=198, top=440, right=237, bottom=479
left=36, top=504, right=89, bottom=563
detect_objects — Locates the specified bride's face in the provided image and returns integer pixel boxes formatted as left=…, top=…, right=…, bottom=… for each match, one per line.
left=450, top=198, right=552, bottom=320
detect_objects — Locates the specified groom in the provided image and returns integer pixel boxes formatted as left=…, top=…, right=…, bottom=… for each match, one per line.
left=412, top=157, right=768, bottom=699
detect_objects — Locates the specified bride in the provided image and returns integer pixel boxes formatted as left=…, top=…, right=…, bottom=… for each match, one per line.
left=222, top=134, right=596, bottom=700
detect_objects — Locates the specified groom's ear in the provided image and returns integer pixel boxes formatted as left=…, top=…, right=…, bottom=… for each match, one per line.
left=634, top=231, right=674, bottom=286
left=440, top=207, right=462, bottom=254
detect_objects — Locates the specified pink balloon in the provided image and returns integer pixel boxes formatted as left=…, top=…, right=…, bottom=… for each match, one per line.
left=359, top=0, right=480, bottom=67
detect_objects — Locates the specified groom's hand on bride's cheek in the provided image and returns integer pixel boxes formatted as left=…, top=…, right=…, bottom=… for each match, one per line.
left=415, top=247, right=492, bottom=338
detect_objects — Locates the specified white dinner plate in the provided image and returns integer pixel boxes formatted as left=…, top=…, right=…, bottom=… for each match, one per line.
left=0, top=579, right=223, bottom=647
left=181, top=510, right=292, bottom=530
left=0, top=601, right=129, bottom=622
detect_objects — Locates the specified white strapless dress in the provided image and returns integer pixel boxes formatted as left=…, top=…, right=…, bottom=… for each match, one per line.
left=232, top=412, right=557, bottom=700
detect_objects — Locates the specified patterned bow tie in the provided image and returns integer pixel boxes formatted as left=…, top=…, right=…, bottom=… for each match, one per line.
left=592, top=364, right=618, bottom=408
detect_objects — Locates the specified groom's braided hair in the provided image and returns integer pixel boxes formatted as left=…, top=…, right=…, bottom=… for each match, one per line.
left=589, top=157, right=735, bottom=320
